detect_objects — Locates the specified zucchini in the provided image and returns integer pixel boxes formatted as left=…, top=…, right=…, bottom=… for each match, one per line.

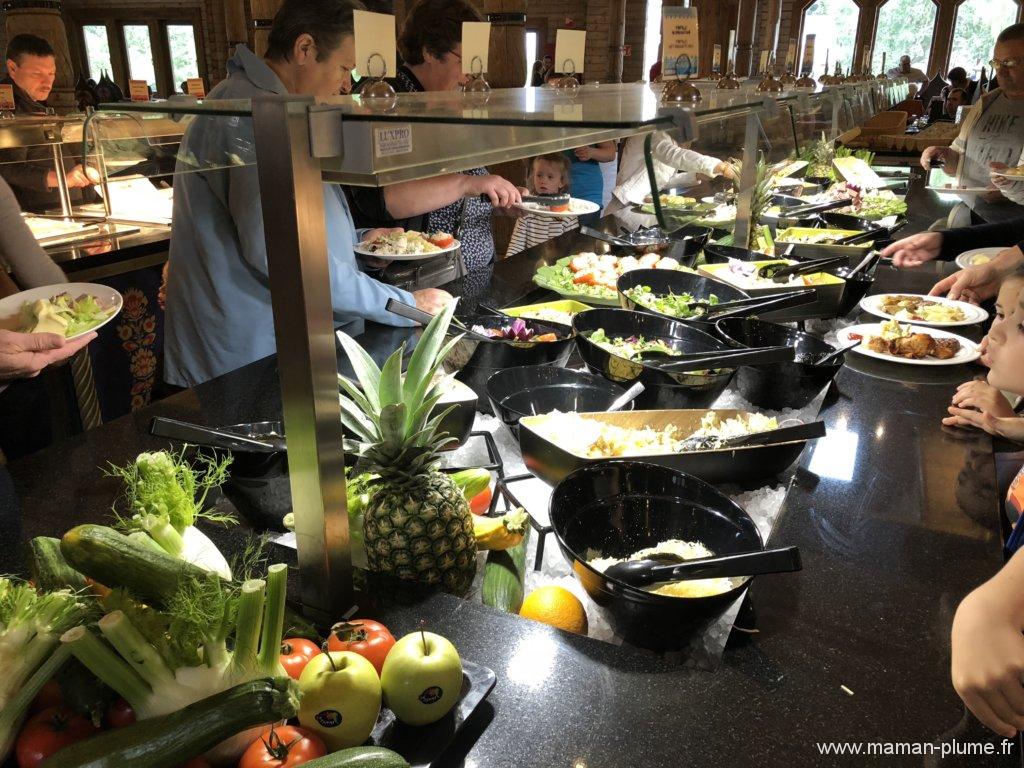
left=449, top=468, right=490, bottom=500
left=30, top=537, right=89, bottom=592
left=60, top=525, right=319, bottom=641
left=482, top=525, right=531, bottom=613
left=299, top=746, right=410, bottom=768
left=40, top=677, right=299, bottom=768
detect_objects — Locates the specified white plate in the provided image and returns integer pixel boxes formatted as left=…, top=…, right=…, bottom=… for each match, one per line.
left=354, top=237, right=460, bottom=262
left=0, top=283, right=123, bottom=341
left=514, top=198, right=599, bottom=218
left=956, top=246, right=1004, bottom=270
left=837, top=323, right=980, bottom=366
left=925, top=184, right=990, bottom=197
left=990, top=168, right=1024, bottom=180
left=858, top=293, right=988, bottom=327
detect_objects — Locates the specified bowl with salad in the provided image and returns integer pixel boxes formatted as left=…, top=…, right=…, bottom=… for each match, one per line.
left=0, top=283, right=123, bottom=340
left=616, top=268, right=748, bottom=326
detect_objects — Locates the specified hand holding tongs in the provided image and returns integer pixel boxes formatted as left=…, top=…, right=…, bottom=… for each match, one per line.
left=757, top=256, right=849, bottom=284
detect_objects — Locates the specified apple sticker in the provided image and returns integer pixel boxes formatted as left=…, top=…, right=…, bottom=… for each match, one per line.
left=418, top=686, right=443, bottom=705
left=315, top=710, right=343, bottom=728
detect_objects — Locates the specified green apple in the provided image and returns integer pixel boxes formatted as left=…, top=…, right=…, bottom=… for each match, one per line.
left=380, top=630, right=463, bottom=726
left=297, top=650, right=381, bottom=750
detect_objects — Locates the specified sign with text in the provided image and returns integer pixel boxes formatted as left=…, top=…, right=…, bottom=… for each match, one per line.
left=0, top=84, right=14, bottom=111
left=185, top=77, right=206, bottom=98
left=662, top=6, right=699, bottom=78
left=786, top=39, right=797, bottom=71
left=129, top=80, right=150, bottom=102
left=713, top=44, right=722, bottom=73
left=374, top=124, right=412, bottom=158
left=801, top=34, right=816, bottom=76
left=461, top=21, right=491, bottom=75
left=554, top=29, right=587, bottom=75
left=354, top=10, right=396, bottom=80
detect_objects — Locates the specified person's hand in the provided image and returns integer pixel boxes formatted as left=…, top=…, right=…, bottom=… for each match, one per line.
left=412, top=288, right=454, bottom=315
left=950, top=378, right=1017, bottom=417
left=990, top=163, right=1024, bottom=204
left=467, top=175, right=522, bottom=209
left=920, top=145, right=954, bottom=172
left=714, top=161, right=738, bottom=181
left=952, top=579, right=1024, bottom=737
left=574, top=146, right=596, bottom=162
left=929, top=256, right=1010, bottom=303
left=0, top=330, right=96, bottom=382
left=880, top=232, right=943, bottom=268
left=359, top=228, right=402, bottom=269
left=982, top=187, right=1006, bottom=204
left=944, top=404, right=1024, bottom=441
left=64, top=165, right=95, bottom=189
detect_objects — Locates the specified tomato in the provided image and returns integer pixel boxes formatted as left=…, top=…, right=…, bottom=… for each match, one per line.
left=16, top=706, right=99, bottom=768
left=280, top=638, right=321, bottom=680
left=105, top=698, right=135, bottom=729
left=469, top=485, right=492, bottom=515
left=550, top=204, right=570, bottom=212
left=30, top=680, right=63, bottom=713
left=327, top=619, right=396, bottom=674
left=428, top=233, right=455, bottom=249
left=240, top=725, right=327, bottom=767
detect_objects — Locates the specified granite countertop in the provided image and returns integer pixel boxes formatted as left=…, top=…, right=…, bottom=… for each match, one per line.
left=5, top=203, right=1021, bottom=766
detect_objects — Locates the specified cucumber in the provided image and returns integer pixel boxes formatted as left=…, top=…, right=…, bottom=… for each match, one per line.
left=40, top=677, right=299, bottom=768
left=482, top=525, right=531, bottom=613
left=60, top=525, right=319, bottom=641
left=30, top=537, right=89, bottom=592
left=299, top=747, right=410, bottom=768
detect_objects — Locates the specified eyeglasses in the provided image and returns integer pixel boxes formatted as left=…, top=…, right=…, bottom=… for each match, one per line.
left=989, top=58, right=1023, bottom=70
left=448, top=51, right=462, bottom=63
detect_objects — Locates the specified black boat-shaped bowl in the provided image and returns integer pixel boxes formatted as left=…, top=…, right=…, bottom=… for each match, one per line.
left=485, top=365, right=632, bottom=439
left=216, top=421, right=291, bottom=531
left=714, top=318, right=842, bottom=409
left=519, top=409, right=814, bottom=486
left=550, top=461, right=764, bottom=650
left=572, top=308, right=736, bottom=410
left=663, top=225, right=713, bottom=267
left=616, top=269, right=748, bottom=326
left=702, top=242, right=777, bottom=264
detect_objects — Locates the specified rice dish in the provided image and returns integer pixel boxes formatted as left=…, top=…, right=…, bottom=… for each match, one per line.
left=588, top=539, right=737, bottom=597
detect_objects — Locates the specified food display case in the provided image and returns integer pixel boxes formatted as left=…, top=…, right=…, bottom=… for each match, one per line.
left=91, top=78, right=902, bottom=624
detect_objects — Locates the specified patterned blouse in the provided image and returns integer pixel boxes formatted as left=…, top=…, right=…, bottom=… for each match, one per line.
left=392, top=67, right=496, bottom=271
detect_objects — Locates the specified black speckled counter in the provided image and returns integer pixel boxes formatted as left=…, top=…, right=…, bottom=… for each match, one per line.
left=5, top=207, right=1022, bottom=766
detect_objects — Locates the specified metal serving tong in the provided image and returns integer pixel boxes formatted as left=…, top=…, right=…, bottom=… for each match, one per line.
left=757, top=256, right=848, bottom=283
left=605, top=545, right=802, bottom=588
left=639, top=344, right=795, bottom=371
left=676, top=419, right=827, bottom=451
left=579, top=225, right=637, bottom=248
left=490, top=192, right=570, bottom=208
left=779, top=196, right=854, bottom=218
left=149, top=417, right=281, bottom=453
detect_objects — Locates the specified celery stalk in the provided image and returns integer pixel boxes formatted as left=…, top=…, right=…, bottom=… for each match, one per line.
left=61, top=626, right=152, bottom=714
left=98, top=611, right=178, bottom=689
left=257, top=564, right=288, bottom=675
left=231, top=579, right=266, bottom=669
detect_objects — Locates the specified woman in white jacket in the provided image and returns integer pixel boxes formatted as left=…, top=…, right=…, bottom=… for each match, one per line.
left=604, top=132, right=736, bottom=221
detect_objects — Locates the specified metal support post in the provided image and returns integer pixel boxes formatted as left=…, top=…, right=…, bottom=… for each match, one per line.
left=733, top=110, right=761, bottom=249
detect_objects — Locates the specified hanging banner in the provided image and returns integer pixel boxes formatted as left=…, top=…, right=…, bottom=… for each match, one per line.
left=801, top=34, right=816, bottom=76
left=787, top=39, right=797, bottom=72
left=554, top=29, right=587, bottom=75
left=354, top=10, right=397, bottom=80
left=185, top=77, right=206, bottom=98
left=461, top=21, right=491, bottom=75
left=713, top=44, right=722, bottom=73
left=0, top=84, right=14, bottom=111
left=662, top=6, right=699, bottom=78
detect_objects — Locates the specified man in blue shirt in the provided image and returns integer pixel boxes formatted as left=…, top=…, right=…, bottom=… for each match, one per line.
left=164, top=0, right=450, bottom=387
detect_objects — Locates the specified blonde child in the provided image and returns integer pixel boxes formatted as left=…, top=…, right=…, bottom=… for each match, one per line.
left=506, top=154, right=578, bottom=258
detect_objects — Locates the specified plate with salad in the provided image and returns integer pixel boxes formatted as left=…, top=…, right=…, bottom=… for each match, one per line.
left=354, top=230, right=459, bottom=261
left=0, top=283, right=122, bottom=340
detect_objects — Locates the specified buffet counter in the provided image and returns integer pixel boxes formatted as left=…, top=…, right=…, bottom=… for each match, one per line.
left=3, top=218, right=1017, bottom=766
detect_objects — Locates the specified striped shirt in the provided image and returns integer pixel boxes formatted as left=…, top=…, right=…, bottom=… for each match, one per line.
left=506, top=214, right=579, bottom=257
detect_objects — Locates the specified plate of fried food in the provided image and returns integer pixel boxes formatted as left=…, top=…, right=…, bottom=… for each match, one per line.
left=859, top=293, right=987, bottom=327
left=838, top=321, right=980, bottom=366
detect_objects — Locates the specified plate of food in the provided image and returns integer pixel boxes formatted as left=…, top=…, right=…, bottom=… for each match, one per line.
left=514, top=198, right=599, bottom=218
left=859, top=293, right=987, bottom=327
left=533, top=252, right=692, bottom=305
left=955, top=246, right=1004, bottom=270
left=354, top=230, right=459, bottom=260
left=838, top=321, right=980, bottom=366
left=0, top=283, right=122, bottom=341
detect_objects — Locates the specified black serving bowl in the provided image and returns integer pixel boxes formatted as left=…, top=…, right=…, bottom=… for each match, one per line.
left=572, top=308, right=735, bottom=410
left=616, top=269, right=748, bottom=327
left=550, top=461, right=764, bottom=650
left=445, top=314, right=575, bottom=408
left=818, top=211, right=906, bottom=240
left=664, top=225, right=713, bottom=267
left=835, top=271, right=875, bottom=317
left=485, top=365, right=632, bottom=438
left=217, top=421, right=291, bottom=531
left=714, top=318, right=842, bottom=409
left=702, top=242, right=772, bottom=264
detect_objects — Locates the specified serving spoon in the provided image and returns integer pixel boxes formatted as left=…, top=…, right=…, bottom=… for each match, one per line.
left=605, top=545, right=802, bottom=588
left=807, top=341, right=860, bottom=366
left=606, top=381, right=645, bottom=412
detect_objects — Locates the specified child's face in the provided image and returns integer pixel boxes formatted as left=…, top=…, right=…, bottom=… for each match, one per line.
left=531, top=160, right=565, bottom=195
left=981, top=277, right=1024, bottom=366
left=986, top=279, right=1024, bottom=393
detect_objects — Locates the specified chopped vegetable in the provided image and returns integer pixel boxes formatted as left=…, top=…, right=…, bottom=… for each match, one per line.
left=589, top=329, right=679, bottom=361
left=470, top=318, right=559, bottom=342
left=18, top=293, right=113, bottom=338
left=625, top=285, right=716, bottom=318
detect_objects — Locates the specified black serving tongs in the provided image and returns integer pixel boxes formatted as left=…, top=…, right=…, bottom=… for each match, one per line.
left=757, top=256, right=848, bottom=284
left=692, top=288, right=818, bottom=319
left=779, top=196, right=854, bottom=218
left=639, top=344, right=795, bottom=371
left=605, top=545, right=802, bottom=588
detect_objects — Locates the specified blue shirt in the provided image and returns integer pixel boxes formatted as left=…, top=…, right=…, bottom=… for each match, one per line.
left=164, top=45, right=415, bottom=387
left=564, top=150, right=605, bottom=208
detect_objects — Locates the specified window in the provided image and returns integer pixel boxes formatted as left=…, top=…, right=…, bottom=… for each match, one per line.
left=872, top=0, right=937, bottom=75
left=950, top=0, right=1019, bottom=79
left=801, top=0, right=859, bottom=75
left=524, top=30, right=538, bottom=86
left=167, top=24, right=200, bottom=91
left=82, top=25, right=113, bottom=81
left=643, top=0, right=663, bottom=80
left=122, top=24, right=157, bottom=90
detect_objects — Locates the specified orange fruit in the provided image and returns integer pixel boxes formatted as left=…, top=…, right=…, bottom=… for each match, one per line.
left=519, top=585, right=589, bottom=635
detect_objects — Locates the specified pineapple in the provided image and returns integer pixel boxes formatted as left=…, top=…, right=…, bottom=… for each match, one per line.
left=336, top=301, right=477, bottom=595
left=732, top=154, right=777, bottom=252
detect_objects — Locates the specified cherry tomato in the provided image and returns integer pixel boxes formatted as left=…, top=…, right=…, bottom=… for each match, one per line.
left=30, top=680, right=63, bottom=714
left=327, top=619, right=396, bottom=674
left=16, top=706, right=99, bottom=768
left=240, top=725, right=327, bottom=768
left=428, top=233, right=455, bottom=249
left=105, top=698, right=135, bottom=729
left=279, top=638, right=321, bottom=680
left=469, top=485, right=492, bottom=516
